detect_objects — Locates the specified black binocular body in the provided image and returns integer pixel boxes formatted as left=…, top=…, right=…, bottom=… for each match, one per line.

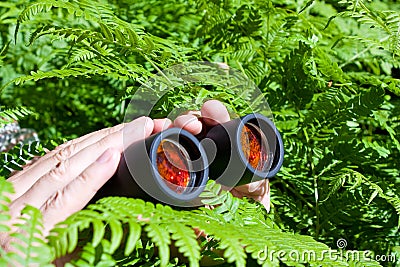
left=96, top=113, right=284, bottom=207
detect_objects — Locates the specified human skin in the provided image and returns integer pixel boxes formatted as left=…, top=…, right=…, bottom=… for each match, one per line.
left=1, top=100, right=270, bottom=254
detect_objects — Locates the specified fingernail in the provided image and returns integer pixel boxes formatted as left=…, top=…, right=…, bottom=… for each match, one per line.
left=96, top=148, right=114, bottom=164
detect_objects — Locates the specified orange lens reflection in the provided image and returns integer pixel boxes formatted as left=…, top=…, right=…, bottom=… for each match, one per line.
left=240, top=123, right=269, bottom=171
left=156, top=140, right=191, bottom=190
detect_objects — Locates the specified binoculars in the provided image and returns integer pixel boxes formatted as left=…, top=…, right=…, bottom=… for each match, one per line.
left=97, top=113, right=284, bottom=207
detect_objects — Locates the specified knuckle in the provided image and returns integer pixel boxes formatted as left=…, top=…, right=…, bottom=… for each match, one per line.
left=47, top=160, right=69, bottom=182
left=54, top=144, right=76, bottom=162
left=76, top=172, right=97, bottom=194
left=54, top=139, right=73, bottom=151
left=42, top=190, right=64, bottom=211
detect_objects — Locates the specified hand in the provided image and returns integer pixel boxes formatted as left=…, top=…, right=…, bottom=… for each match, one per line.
left=1, top=116, right=159, bottom=251
left=173, top=100, right=271, bottom=212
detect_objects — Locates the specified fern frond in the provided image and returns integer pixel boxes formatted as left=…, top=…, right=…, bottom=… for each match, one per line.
left=7, top=206, right=54, bottom=267
left=385, top=11, right=400, bottom=55
left=304, top=83, right=385, bottom=141
left=70, top=239, right=116, bottom=267
left=1, top=141, right=44, bottom=176
left=68, top=47, right=97, bottom=63
left=5, top=58, right=148, bottom=87
left=167, top=223, right=200, bottom=267
left=372, top=109, right=400, bottom=152
left=16, top=0, right=114, bottom=30
left=200, top=181, right=241, bottom=222
left=330, top=0, right=400, bottom=56
left=0, top=179, right=14, bottom=238
left=0, top=41, right=11, bottom=66
left=217, top=231, right=247, bottom=266
left=349, top=170, right=400, bottom=228
left=28, top=25, right=144, bottom=55
left=123, top=220, right=141, bottom=256
left=145, top=223, right=171, bottom=267
left=0, top=106, right=36, bottom=127
left=48, top=182, right=382, bottom=266
left=6, top=1, right=185, bottom=91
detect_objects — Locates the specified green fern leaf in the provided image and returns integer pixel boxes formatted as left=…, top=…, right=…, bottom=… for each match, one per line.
left=0, top=106, right=36, bottom=126
left=72, top=239, right=116, bottom=267
left=219, top=237, right=247, bottom=266
left=108, top=219, right=123, bottom=254
left=91, top=219, right=106, bottom=248
left=124, top=220, right=141, bottom=256
left=8, top=206, right=54, bottom=267
left=0, top=179, right=13, bottom=234
left=167, top=223, right=201, bottom=267
left=145, top=223, right=171, bottom=267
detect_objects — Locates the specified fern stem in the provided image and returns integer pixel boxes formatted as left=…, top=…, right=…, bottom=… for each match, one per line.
left=141, top=54, right=172, bottom=86
left=339, top=35, right=390, bottom=68
left=235, top=60, right=247, bottom=77
left=358, top=0, right=391, bottom=34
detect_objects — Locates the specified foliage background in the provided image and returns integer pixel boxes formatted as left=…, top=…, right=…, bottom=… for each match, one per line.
left=0, top=0, right=399, bottom=266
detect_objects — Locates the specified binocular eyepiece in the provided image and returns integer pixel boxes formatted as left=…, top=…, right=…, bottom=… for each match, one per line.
left=97, top=113, right=284, bottom=207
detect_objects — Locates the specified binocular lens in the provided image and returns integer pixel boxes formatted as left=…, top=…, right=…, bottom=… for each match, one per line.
left=156, top=139, right=195, bottom=193
left=240, top=122, right=269, bottom=172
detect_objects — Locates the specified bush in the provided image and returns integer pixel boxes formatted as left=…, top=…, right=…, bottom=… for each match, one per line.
left=0, top=0, right=399, bottom=266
